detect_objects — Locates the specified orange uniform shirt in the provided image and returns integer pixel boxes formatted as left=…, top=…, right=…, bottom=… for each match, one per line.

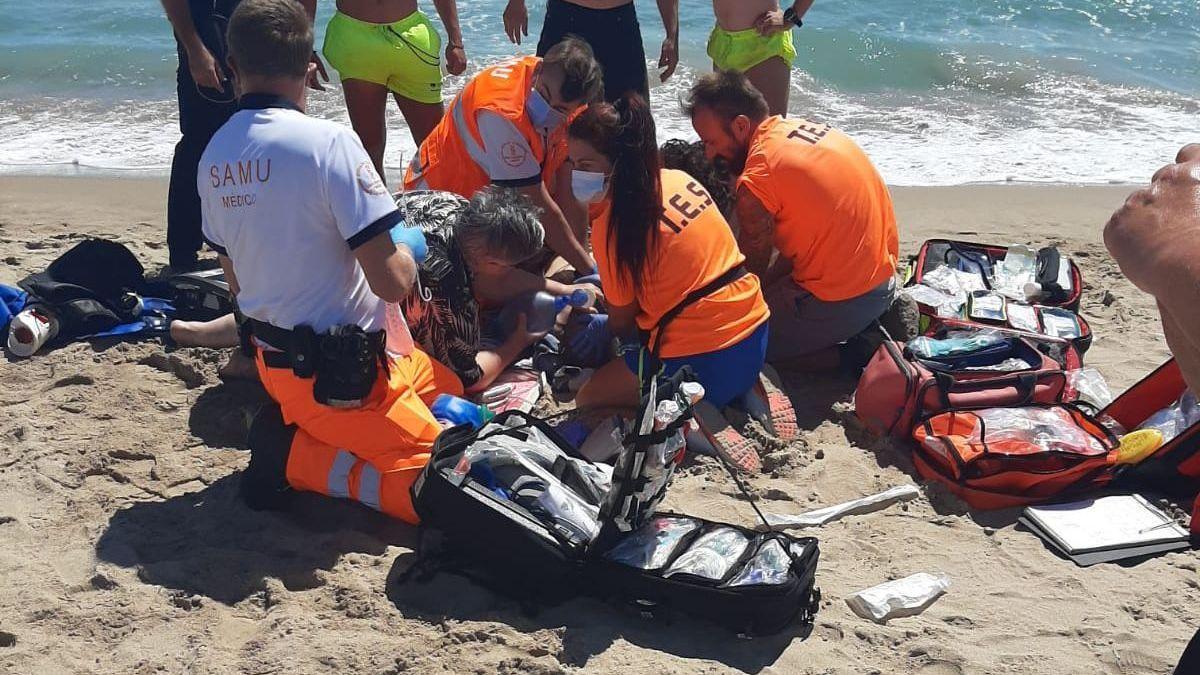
left=738, top=116, right=899, bottom=302
left=591, top=168, right=769, bottom=358
left=403, top=56, right=570, bottom=197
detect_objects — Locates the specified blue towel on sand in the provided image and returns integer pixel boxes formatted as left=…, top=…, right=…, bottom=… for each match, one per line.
left=0, top=284, right=29, bottom=333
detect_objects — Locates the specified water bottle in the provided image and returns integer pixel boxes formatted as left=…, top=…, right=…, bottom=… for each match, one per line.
left=525, top=291, right=591, bottom=334
left=6, top=305, right=60, bottom=358
left=568, top=287, right=595, bottom=309
left=431, top=393, right=495, bottom=429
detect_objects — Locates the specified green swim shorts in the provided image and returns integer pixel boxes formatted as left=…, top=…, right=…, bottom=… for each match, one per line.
left=707, top=25, right=797, bottom=73
left=322, top=10, right=443, bottom=104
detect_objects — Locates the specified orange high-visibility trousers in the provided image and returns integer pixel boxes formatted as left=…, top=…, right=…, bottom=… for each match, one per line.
left=255, top=347, right=463, bottom=524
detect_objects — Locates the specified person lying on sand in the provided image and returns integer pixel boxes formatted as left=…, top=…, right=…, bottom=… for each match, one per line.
left=171, top=188, right=602, bottom=389
left=392, top=188, right=600, bottom=394
left=685, top=70, right=900, bottom=371
left=1105, top=143, right=1200, bottom=393
left=199, top=0, right=461, bottom=523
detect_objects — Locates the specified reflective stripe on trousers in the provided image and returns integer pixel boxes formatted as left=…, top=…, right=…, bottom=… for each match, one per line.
left=285, top=430, right=429, bottom=525
left=321, top=449, right=387, bottom=513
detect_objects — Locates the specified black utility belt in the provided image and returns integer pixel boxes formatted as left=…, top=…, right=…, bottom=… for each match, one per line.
left=241, top=318, right=388, bottom=409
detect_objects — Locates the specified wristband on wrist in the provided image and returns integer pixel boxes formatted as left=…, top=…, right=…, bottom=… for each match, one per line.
left=783, top=7, right=804, bottom=27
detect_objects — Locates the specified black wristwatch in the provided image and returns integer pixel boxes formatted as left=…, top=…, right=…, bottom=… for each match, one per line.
left=783, top=7, right=804, bottom=28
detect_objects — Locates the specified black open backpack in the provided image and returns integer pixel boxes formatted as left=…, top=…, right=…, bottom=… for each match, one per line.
left=405, top=368, right=821, bottom=636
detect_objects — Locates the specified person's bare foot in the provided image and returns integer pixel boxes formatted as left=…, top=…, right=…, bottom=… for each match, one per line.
left=218, top=351, right=259, bottom=381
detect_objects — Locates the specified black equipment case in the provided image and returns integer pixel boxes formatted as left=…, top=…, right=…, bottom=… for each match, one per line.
left=407, top=371, right=821, bottom=636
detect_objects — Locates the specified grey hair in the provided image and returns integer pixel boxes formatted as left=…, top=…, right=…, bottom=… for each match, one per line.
left=454, top=188, right=545, bottom=265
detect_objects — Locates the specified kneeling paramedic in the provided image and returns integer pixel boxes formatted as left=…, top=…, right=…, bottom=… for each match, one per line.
left=403, top=36, right=604, bottom=276
left=199, top=0, right=462, bottom=524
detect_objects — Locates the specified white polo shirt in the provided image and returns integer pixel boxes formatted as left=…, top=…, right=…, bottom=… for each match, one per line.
left=199, top=94, right=401, bottom=334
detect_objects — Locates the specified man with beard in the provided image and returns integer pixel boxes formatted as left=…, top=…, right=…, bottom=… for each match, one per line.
left=685, top=70, right=898, bottom=368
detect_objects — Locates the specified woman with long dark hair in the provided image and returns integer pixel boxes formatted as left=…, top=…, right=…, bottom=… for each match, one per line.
left=568, top=94, right=771, bottom=471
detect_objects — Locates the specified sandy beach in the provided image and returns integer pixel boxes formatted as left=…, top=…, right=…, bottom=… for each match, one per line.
left=0, top=175, right=1192, bottom=675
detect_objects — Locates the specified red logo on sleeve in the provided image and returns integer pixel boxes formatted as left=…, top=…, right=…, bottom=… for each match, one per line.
left=501, top=141, right=529, bottom=168
left=357, top=161, right=387, bottom=195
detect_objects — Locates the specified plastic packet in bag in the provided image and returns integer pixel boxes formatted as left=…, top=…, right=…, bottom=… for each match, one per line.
left=846, top=572, right=951, bottom=623
left=1066, top=368, right=1114, bottom=410
left=969, top=356, right=1035, bottom=372
left=901, top=282, right=963, bottom=317
left=663, top=527, right=750, bottom=580
left=907, top=330, right=1005, bottom=359
left=976, top=407, right=1106, bottom=454
left=604, top=516, right=700, bottom=570
left=1138, top=390, right=1200, bottom=444
left=924, top=265, right=987, bottom=297
left=1007, top=302, right=1040, bottom=333
left=533, top=482, right=600, bottom=543
left=726, top=538, right=792, bottom=587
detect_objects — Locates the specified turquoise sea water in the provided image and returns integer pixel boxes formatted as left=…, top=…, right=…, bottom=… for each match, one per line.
left=0, top=0, right=1197, bottom=184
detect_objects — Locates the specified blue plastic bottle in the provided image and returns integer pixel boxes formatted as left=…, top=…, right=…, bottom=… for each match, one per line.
left=525, top=290, right=592, bottom=334
left=431, top=394, right=495, bottom=429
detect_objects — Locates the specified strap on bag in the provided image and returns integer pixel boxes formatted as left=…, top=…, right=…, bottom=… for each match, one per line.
left=643, top=264, right=748, bottom=361
left=933, top=371, right=1039, bottom=410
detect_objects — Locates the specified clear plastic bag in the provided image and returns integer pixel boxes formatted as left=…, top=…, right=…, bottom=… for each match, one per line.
left=968, top=357, right=1034, bottom=372
left=460, top=428, right=603, bottom=543
left=923, top=264, right=987, bottom=297
left=1007, top=302, right=1040, bottom=333
left=901, top=283, right=963, bottom=317
left=534, top=482, right=600, bottom=543
left=604, top=516, right=700, bottom=570
left=1038, top=307, right=1082, bottom=339
left=992, top=245, right=1038, bottom=301
left=912, top=265, right=990, bottom=317
left=664, top=527, right=750, bottom=580
left=907, top=330, right=1005, bottom=359
left=975, top=407, right=1107, bottom=454
left=846, top=573, right=951, bottom=623
left=1138, top=390, right=1200, bottom=444
left=726, top=538, right=793, bottom=587
left=1067, top=368, right=1114, bottom=410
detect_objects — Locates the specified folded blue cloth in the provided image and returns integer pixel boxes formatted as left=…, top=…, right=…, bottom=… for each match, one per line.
left=0, top=284, right=29, bottom=334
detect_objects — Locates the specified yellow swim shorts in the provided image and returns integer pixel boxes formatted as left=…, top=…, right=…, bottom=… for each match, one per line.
left=322, top=10, right=443, bottom=104
left=707, top=25, right=797, bottom=73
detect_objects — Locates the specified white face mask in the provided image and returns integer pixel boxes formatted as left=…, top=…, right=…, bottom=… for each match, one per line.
left=571, top=169, right=608, bottom=204
left=528, top=88, right=567, bottom=131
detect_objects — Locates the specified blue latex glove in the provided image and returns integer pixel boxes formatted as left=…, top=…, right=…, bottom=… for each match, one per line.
left=390, top=222, right=428, bottom=264
left=565, top=312, right=612, bottom=367
left=574, top=272, right=601, bottom=289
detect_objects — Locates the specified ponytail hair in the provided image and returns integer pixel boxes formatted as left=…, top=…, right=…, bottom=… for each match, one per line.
left=568, top=93, right=662, bottom=286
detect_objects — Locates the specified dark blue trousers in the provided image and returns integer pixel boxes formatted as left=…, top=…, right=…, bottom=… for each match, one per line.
left=167, top=1, right=240, bottom=267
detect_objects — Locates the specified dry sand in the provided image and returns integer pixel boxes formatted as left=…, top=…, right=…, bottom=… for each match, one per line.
left=0, top=176, right=1193, bottom=675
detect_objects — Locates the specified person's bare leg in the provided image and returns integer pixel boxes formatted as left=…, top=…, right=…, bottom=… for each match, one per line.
left=744, top=56, right=791, bottom=117
left=576, top=359, right=640, bottom=410
left=393, top=94, right=445, bottom=148
left=342, top=79, right=390, bottom=181
left=170, top=313, right=239, bottom=348
left=218, top=351, right=259, bottom=381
